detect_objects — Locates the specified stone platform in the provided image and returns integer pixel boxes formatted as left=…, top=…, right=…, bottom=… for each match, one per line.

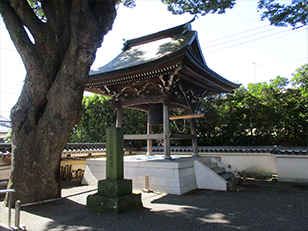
left=82, top=155, right=199, bottom=195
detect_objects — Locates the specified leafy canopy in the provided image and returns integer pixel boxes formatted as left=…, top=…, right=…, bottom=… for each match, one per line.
left=258, top=0, right=308, bottom=28
left=161, top=0, right=236, bottom=15
left=71, top=64, right=308, bottom=146
left=163, top=0, right=308, bottom=29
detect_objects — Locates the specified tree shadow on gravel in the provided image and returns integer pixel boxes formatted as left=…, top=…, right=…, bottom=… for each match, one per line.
left=149, top=181, right=308, bottom=231
left=20, top=181, right=308, bottom=231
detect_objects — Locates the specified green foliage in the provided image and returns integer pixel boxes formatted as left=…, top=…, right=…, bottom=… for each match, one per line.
left=27, top=0, right=46, bottom=22
left=258, top=0, right=308, bottom=28
left=120, top=0, right=136, bottom=8
left=69, top=95, right=116, bottom=143
left=27, top=0, right=136, bottom=23
left=4, top=131, right=12, bottom=143
left=70, top=64, right=308, bottom=147
left=68, top=94, right=147, bottom=147
left=292, top=64, right=308, bottom=94
left=160, top=0, right=307, bottom=29
left=195, top=64, right=308, bottom=146
left=161, top=0, right=236, bottom=15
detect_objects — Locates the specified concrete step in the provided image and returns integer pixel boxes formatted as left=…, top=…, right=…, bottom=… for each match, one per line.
left=213, top=157, right=222, bottom=162
left=204, top=162, right=218, bottom=169
left=195, top=157, right=240, bottom=191
left=219, top=172, right=233, bottom=181
left=198, top=158, right=211, bottom=165
left=212, top=167, right=225, bottom=174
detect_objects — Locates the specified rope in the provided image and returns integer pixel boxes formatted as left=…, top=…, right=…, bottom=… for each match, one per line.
left=178, top=81, right=193, bottom=114
left=173, top=119, right=186, bottom=133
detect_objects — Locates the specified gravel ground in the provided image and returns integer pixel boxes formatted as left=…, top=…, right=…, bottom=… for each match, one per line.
left=1, top=179, right=308, bottom=231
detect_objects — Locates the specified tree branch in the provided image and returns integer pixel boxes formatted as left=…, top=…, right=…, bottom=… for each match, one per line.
left=92, top=0, right=118, bottom=36
left=0, top=0, right=37, bottom=70
left=40, top=0, right=71, bottom=35
left=9, top=0, right=45, bottom=41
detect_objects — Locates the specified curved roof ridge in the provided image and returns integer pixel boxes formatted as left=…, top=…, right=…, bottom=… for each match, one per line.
left=122, top=19, right=195, bottom=51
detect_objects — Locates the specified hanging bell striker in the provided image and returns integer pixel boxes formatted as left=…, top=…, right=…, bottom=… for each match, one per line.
left=148, top=103, right=163, bottom=125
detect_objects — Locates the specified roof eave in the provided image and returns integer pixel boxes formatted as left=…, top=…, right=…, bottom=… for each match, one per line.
left=184, top=47, right=241, bottom=91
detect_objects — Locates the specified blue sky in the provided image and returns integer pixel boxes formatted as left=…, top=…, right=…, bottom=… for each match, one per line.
left=0, top=0, right=307, bottom=120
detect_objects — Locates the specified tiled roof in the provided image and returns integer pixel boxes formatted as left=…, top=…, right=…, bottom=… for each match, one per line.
left=141, top=146, right=308, bottom=155
left=87, top=21, right=240, bottom=97
left=0, top=143, right=106, bottom=158
left=62, top=143, right=106, bottom=156
left=0, top=120, right=11, bottom=134
left=0, top=143, right=11, bottom=157
left=1, top=143, right=307, bottom=157
left=90, top=29, right=198, bottom=75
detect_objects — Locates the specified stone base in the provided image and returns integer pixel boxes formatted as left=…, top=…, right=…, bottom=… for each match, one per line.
left=86, top=178, right=143, bottom=214
left=98, top=179, right=132, bottom=197
left=83, top=155, right=198, bottom=195
left=86, top=192, right=142, bottom=214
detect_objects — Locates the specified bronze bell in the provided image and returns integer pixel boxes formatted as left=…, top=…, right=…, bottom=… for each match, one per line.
left=148, top=103, right=163, bottom=125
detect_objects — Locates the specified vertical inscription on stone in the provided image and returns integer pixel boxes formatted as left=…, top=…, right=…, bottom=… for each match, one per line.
left=106, top=127, right=124, bottom=180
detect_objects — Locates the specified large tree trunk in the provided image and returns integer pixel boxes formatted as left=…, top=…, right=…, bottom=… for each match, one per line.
left=0, top=0, right=117, bottom=204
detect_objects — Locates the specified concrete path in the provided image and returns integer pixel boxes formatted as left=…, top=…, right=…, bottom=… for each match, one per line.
left=1, top=180, right=308, bottom=231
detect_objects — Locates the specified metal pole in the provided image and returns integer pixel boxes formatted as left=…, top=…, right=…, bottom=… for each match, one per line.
left=8, top=192, right=12, bottom=227
left=0, top=189, right=15, bottom=228
left=14, top=200, right=21, bottom=228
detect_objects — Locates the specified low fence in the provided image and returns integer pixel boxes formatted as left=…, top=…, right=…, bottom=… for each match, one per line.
left=0, top=187, right=25, bottom=230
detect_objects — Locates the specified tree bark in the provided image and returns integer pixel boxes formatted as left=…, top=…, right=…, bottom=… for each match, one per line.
left=0, top=0, right=117, bottom=204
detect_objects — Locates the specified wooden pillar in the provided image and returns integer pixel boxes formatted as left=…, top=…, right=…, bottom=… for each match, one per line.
left=116, top=107, right=123, bottom=128
left=163, top=103, right=171, bottom=160
left=146, top=119, right=153, bottom=156
left=190, top=118, right=199, bottom=157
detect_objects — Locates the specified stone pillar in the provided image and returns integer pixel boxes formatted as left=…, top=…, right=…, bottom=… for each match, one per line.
left=146, top=120, right=153, bottom=156
left=190, top=118, right=199, bottom=157
left=86, top=127, right=143, bottom=214
left=163, top=103, right=171, bottom=160
left=106, top=127, right=124, bottom=180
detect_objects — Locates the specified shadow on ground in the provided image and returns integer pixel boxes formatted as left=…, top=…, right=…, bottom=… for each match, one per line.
left=18, top=180, right=308, bottom=231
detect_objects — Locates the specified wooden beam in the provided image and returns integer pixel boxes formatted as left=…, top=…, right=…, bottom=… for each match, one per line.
left=190, top=118, right=199, bottom=156
left=123, top=105, right=149, bottom=112
left=61, top=160, right=86, bottom=166
left=146, top=121, right=153, bottom=156
left=121, top=96, right=164, bottom=107
left=124, top=133, right=164, bottom=140
left=163, top=103, right=171, bottom=159
left=170, top=134, right=194, bottom=140
left=121, top=96, right=190, bottom=110
left=169, top=113, right=204, bottom=120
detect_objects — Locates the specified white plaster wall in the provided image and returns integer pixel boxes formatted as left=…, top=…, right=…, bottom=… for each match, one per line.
left=81, top=158, right=106, bottom=185
left=276, top=155, right=308, bottom=183
left=82, top=154, right=308, bottom=190
left=200, top=153, right=277, bottom=175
